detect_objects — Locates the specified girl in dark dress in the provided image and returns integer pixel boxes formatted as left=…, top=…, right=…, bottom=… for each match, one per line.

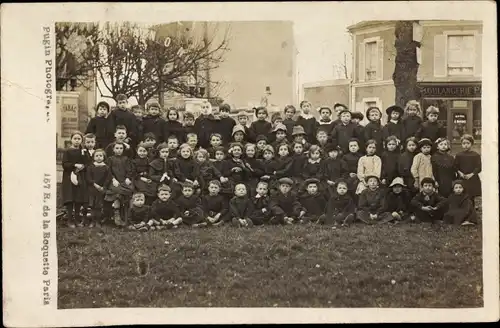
left=275, top=143, right=293, bottom=181
left=431, top=138, right=457, bottom=198
left=85, top=101, right=110, bottom=149
left=443, top=180, right=478, bottom=225
left=61, top=132, right=88, bottom=228
left=301, top=145, right=325, bottom=195
left=282, top=105, right=297, bottom=142
left=419, top=106, right=446, bottom=146
left=194, top=101, right=217, bottom=149
left=398, top=137, right=419, bottom=196
left=163, top=108, right=185, bottom=146
left=290, top=142, right=307, bottom=187
left=249, top=107, right=272, bottom=144
left=454, top=134, right=482, bottom=208
left=222, top=142, right=251, bottom=196
left=194, top=148, right=222, bottom=194
left=212, top=147, right=232, bottom=201
left=402, top=100, right=422, bottom=143
left=149, top=143, right=175, bottom=197
left=86, top=149, right=112, bottom=228
left=258, top=145, right=278, bottom=195
left=364, top=107, right=384, bottom=155
left=382, top=105, right=405, bottom=150
left=380, top=136, right=400, bottom=188
left=296, top=101, right=317, bottom=144
left=244, top=143, right=263, bottom=194
left=323, top=142, right=343, bottom=197
left=173, top=143, right=199, bottom=194
left=249, top=181, right=273, bottom=225
left=132, top=143, right=157, bottom=205
left=104, top=142, right=135, bottom=226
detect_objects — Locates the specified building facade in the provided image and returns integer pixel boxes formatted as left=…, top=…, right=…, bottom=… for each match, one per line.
left=348, top=20, right=482, bottom=143
left=302, top=79, right=350, bottom=119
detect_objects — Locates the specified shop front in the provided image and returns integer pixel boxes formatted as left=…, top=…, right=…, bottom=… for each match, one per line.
left=419, top=82, right=482, bottom=144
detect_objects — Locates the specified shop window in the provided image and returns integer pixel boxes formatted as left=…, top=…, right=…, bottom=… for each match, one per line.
left=473, top=100, right=482, bottom=141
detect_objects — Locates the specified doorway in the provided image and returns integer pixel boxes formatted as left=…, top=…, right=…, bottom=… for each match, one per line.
left=448, top=100, right=473, bottom=143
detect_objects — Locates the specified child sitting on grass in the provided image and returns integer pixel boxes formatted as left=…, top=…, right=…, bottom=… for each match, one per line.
left=249, top=181, right=273, bottom=225
left=127, top=192, right=151, bottom=231
left=176, top=181, right=205, bottom=227
left=356, top=176, right=392, bottom=225
left=299, top=178, right=327, bottom=223
left=322, top=179, right=356, bottom=226
left=201, top=180, right=228, bottom=226
left=382, top=177, right=413, bottom=223
left=229, top=183, right=254, bottom=227
left=149, top=185, right=182, bottom=230
left=443, top=180, right=478, bottom=226
left=410, top=177, right=446, bottom=223
left=270, top=178, right=305, bottom=225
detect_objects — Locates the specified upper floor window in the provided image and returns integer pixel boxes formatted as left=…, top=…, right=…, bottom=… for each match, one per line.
left=358, top=37, right=384, bottom=82
left=365, top=41, right=378, bottom=81
left=447, top=34, right=475, bottom=76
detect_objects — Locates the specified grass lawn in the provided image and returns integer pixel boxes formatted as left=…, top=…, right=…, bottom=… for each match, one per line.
left=57, top=221, right=483, bottom=309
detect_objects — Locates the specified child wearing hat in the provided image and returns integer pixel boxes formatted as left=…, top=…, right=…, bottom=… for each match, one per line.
left=182, top=111, right=196, bottom=143
left=380, top=136, right=401, bottom=186
left=175, top=181, right=205, bottom=227
left=201, top=180, right=229, bottom=226
left=410, top=177, right=446, bottom=223
left=231, top=124, right=248, bottom=145
left=356, top=139, right=382, bottom=194
left=382, top=177, right=413, bottom=222
left=299, top=178, right=328, bottom=223
left=443, top=180, right=478, bottom=226
left=283, top=105, right=298, bottom=142
left=297, top=101, right=318, bottom=144
left=402, top=100, right=423, bottom=143
left=331, top=108, right=362, bottom=154
left=249, top=107, right=272, bottom=143
left=356, top=175, right=392, bottom=224
left=411, top=138, right=435, bottom=191
left=86, top=101, right=111, bottom=149
left=229, top=183, right=254, bottom=227
left=270, top=123, right=289, bottom=151
left=419, top=106, right=446, bottom=145
left=270, top=177, right=305, bottom=225
left=249, top=181, right=273, bottom=225
left=292, top=125, right=311, bottom=151
left=351, top=111, right=365, bottom=146
left=382, top=105, right=404, bottom=149
left=431, top=138, right=456, bottom=198
left=398, top=137, right=419, bottom=196
left=317, top=106, right=335, bottom=137
left=142, top=102, right=165, bottom=144
left=323, top=179, right=356, bottom=226
left=364, top=107, right=384, bottom=155
left=454, top=134, right=481, bottom=209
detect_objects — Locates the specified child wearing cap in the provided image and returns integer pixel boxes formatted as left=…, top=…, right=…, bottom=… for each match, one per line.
left=150, top=185, right=182, bottom=229
left=283, top=105, right=298, bottom=142
left=229, top=184, right=254, bottom=227
left=382, top=177, right=413, bottom=223
left=107, top=94, right=139, bottom=148
left=317, top=106, right=335, bottom=137
left=410, top=178, right=446, bottom=223
left=351, top=111, right=365, bottom=147
left=142, top=102, right=165, bottom=144
left=382, top=105, right=404, bottom=149
left=331, top=108, right=361, bottom=154
left=364, top=107, right=384, bottom=155
left=380, top=136, right=401, bottom=186
left=201, top=180, right=229, bottom=226
left=356, top=175, right=392, bottom=224
left=149, top=143, right=176, bottom=196
left=291, top=125, right=311, bottom=151
left=163, top=107, right=184, bottom=146
left=299, top=178, right=328, bottom=223
left=419, top=106, right=446, bottom=145
left=454, top=134, right=481, bottom=209
left=86, top=101, right=111, bottom=149
left=219, top=103, right=237, bottom=146
left=297, top=101, right=318, bottom=144
left=324, top=142, right=343, bottom=196
left=255, top=135, right=269, bottom=159
left=249, top=107, right=272, bottom=143
left=270, top=178, right=305, bottom=225
left=249, top=181, right=273, bottom=225
left=270, top=123, right=288, bottom=151
left=402, top=100, right=423, bottom=143
left=323, top=179, right=356, bottom=226
left=443, top=180, right=478, bottom=226
left=411, top=138, right=435, bottom=191
left=398, top=137, right=419, bottom=196
left=231, top=124, right=248, bottom=145
left=356, top=139, right=382, bottom=194
left=175, top=181, right=205, bottom=227
left=182, top=111, right=196, bottom=143
left=431, top=138, right=456, bottom=198
left=341, top=138, right=363, bottom=198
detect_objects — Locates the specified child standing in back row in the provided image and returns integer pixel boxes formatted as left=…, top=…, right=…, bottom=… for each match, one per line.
left=85, top=101, right=110, bottom=149
left=454, top=134, right=482, bottom=210
left=249, top=107, right=272, bottom=143
left=402, top=100, right=422, bottom=143
left=364, top=107, right=384, bottom=155
left=296, top=101, right=317, bottom=144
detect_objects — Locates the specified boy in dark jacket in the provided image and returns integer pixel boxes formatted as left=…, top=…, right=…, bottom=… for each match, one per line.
left=419, top=106, right=446, bottom=145
left=219, top=103, right=237, bottom=145
left=86, top=101, right=110, bottom=149
left=182, top=111, right=196, bottom=143
left=107, top=94, right=138, bottom=146
left=229, top=183, right=254, bottom=227
left=299, top=178, right=327, bottom=223
left=410, top=177, right=447, bottom=223
left=317, top=106, right=335, bottom=138
left=444, top=180, right=478, bottom=226
left=341, top=138, right=363, bottom=196
left=201, top=180, right=228, bottom=226
left=150, top=185, right=182, bottom=229
left=364, top=107, right=384, bottom=155
left=324, top=142, right=343, bottom=196
left=127, top=192, right=151, bottom=230
left=331, top=108, right=360, bottom=154
left=357, top=175, right=392, bottom=224
left=194, top=101, right=216, bottom=149
left=142, top=101, right=165, bottom=144
left=176, top=181, right=205, bottom=227
left=249, top=181, right=273, bottom=225
left=270, top=178, right=305, bottom=225
left=382, top=105, right=405, bottom=148
left=382, top=177, right=413, bottom=223
left=402, top=100, right=422, bottom=143
left=380, top=136, right=401, bottom=187
left=105, top=125, right=135, bottom=159
left=283, top=105, right=298, bottom=142
left=322, top=179, right=356, bottom=225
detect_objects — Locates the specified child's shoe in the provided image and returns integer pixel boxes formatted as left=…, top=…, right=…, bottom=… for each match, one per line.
left=461, top=220, right=475, bottom=226
left=212, top=220, right=224, bottom=227
left=113, top=211, right=125, bottom=226
left=159, top=219, right=169, bottom=225
left=77, top=221, right=85, bottom=228
left=343, top=213, right=355, bottom=225
left=150, top=226, right=156, bottom=231
left=173, top=218, right=183, bottom=226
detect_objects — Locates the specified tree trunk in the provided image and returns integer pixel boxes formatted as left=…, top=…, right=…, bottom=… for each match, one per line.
left=392, top=21, right=421, bottom=108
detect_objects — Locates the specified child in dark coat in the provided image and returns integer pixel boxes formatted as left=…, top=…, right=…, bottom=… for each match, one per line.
left=323, top=142, right=343, bottom=196
left=85, top=149, right=111, bottom=228
left=249, top=181, right=273, bottom=225
left=443, top=180, right=478, bottom=226
left=270, top=123, right=289, bottom=151
left=142, top=133, right=158, bottom=160
left=231, top=124, right=248, bottom=146
left=322, top=179, right=356, bottom=226
left=132, top=143, right=157, bottom=205
left=297, top=101, right=317, bottom=144
left=341, top=138, right=363, bottom=197
left=206, top=133, right=224, bottom=159
left=223, top=142, right=251, bottom=193
left=182, top=111, right=196, bottom=143
left=299, top=178, right=328, bottom=223
left=282, top=105, right=298, bottom=142
left=431, top=138, right=456, bottom=198
left=315, top=129, right=330, bottom=156
left=382, top=105, right=405, bottom=149
left=105, top=125, right=135, bottom=159
left=131, top=105, right=145, bottom=148
left=164, top=108, right=184, bottom=145
left=150, top=185, right=182, bottom=229
left=219, top=104, right=237, bottom=146
left=291, top=125, right=311, bottom=152
left=410, top=178, right=447, bottom=223
left=127, top=192, right=151, bottom=230
left=301, top=145, right=325, bottom=184
left=194, top=101, right=217, bottom=149
left=290, top=142, right=307, bottom=186
left=275, top=143, right=293, bottom=180
left=351, top=111, right=365, bottom=148
left=173, top=143, right=200, bottom=192
left=229, top=184, right=254, bottom=227
left=149, top=143, right=176, bottom=196
left=142, top=102, right=165, bottom=144
left=85, top=101, right=110, bottom=149
left=317, top=106, right=336, bottom=138
left=255, top=135, right=269, bottom=159
left=195, top=148, right=223, bottom=194
left=166, top=135, right=180, bottom=160
left=398, top=137, right=418, bottom=196
left=249, top=107, right=272, bottom=143
left=258, top=145, right=278, bottom=194
left=107, top=94, right=138, bottom=147
left=176, top=181, right=205, bottom=227
left=454, top=134, right=482, bottom=207
left=270, top=178, right=306, bottom=225
left=402, top=100, right=422, bottom=143
left=419, top=106, right=446, bottom=145
left=356, top=176, right=392, bottom=224
left=364, top=107, right=384, bottom=155
left=380, top=136, right=400, bottom=187
left=201, top=180, right=229, bottom=226
left=243, top=143, right=263, bottom=194
left=382, top=177, right=413, bottom=222
left=331, top=109, right=360, bottom=154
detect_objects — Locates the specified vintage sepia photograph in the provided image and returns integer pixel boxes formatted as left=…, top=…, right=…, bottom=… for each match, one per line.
left=55, top=19, right=485, bottom=308
left=2, top=2, right=498, bottom=326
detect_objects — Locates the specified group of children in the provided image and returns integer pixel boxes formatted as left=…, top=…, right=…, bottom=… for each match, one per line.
left=60, top=94, right=482, bottom=230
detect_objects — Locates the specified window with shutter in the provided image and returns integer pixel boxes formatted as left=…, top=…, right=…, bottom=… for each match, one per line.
left=358, top=43, right=365, bottom=82
left=474, top=34, right=482, bottom=77
left=433, top=34, right=447, bottom=77
left=377, top=39, right=384, bottom=80
left=447, top=35, right=474, bottom=76
left=365, top=41, right=378, bottom=81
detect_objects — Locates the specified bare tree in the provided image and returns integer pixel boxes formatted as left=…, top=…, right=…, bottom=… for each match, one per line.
left=333, top=52, right=350, bottom=79
left=392, top=21, right=421, bottom=108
